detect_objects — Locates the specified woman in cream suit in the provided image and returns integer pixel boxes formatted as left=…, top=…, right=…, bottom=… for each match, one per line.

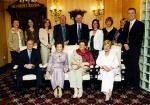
left=96, top=40, right=119, bottom=102
left=69, top=40, right=95, bottom=98
left=88, top=19, right=103, bottom=61
left=39, top=19, right=54, bottom=65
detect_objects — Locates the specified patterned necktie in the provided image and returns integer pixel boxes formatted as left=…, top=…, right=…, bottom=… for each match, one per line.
left=62, top=25, right=66, bottom=41
left=77, top=24, right=81, bottom=41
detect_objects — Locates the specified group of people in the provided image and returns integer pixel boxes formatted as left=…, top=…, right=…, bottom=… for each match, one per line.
left=7, top=7, right=144, bottom=102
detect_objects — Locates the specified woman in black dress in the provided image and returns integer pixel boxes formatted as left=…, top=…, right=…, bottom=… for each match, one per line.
left=102, top=17, right=117, bottom=41
left=25, top=19, right=39, bottom=47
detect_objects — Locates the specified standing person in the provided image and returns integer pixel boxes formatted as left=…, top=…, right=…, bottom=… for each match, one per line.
left=96, top=40, right=119, bottom=102
left=16, top=40, right=43, bottom=97
left=113, top=18, right=127, bottom=45
left=25, top=19, right=39, bottom=47
left=39, top=19, right=54, bottom=65
left=102, top=17, right=117, bottom=41
left=69, top=14, right=89, bottom=45
left=53, top=15, right=70, bottom=45
left=123, top=8, right=145, bottom=89
left=69, top=40, right=95, bottom=98
left=46, top=41, right=68, bottom=98
left=89, top=19, right=104, bottom=61
left=8, top=19, right=25, bottom=69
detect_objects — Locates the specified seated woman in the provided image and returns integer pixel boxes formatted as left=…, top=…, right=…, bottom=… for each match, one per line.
left=46, top=41, right=68, bottom=98
left=96, top=40, right=119, bottom=102
left=69, top=40, right=95, bottom=98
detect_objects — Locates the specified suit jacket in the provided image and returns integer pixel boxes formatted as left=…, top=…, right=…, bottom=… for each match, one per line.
left=69, top=23, right=89, bottom=45
left=123, top=20, right=144, bottom=55
left=8, top=28, right=25, bottom=51
left=19, top=48, right=41, bottom=69
left=53, top=24, right=70, bottom=42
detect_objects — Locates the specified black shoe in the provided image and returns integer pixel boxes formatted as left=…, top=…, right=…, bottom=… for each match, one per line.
left=21, top=89, right=25, bottom=96
left=105, top=98, right=112, bottom=104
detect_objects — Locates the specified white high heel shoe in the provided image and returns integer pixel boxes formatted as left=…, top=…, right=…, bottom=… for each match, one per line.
left=77, top=88, right=83, bottom=98
left=58, top=87, right=62, bottom=98
left=54, top=88, right=58, bottom=98
left=105, top=92, right=110, bottom=101
left=72, top=88, right=78, bottom=98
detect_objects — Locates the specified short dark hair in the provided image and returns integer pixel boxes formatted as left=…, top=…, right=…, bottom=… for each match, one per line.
left=105, top=17, right=114, bottom=26
left=42, top=19, right=51, bottom=29
left=54, top=41, right=64, bottom=48
left=79, top=40, right=88, bottom=46
left=11, top=19, right=19, bottom=25
left=92, top=19, right=100, bottom=29
left=128, top=8, right=136, bottom=14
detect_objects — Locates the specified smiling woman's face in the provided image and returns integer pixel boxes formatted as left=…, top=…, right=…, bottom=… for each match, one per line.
left=79, top=42, right=86, bottom=51
left=28, top=19, right=34, bottom=27
left=104, top=44, right=111, bottom=52
left=56, top=44, right=63, bottom=53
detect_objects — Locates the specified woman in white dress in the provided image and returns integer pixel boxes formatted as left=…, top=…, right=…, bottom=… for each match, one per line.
left=96, top=40, right=120, bottom=102
left=39, top=19, right=54, bottom=65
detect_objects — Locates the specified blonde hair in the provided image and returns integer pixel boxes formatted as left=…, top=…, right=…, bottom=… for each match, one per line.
left=103, top=40, right=112, bottom=47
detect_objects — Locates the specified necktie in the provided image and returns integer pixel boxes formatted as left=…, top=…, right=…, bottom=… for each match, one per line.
left=48, top=33, right=50, bottom=44
left=28, top=50, right=32, bottom=63
left=62, top=26, right=66, bottom=41
left=127, top=22, right=132, bottom=43
left=77, top=24, right=81, bottom=41
left=129, top=21, right=132, bottom=31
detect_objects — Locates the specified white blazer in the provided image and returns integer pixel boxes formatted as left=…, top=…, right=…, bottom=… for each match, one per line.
left=88, top=29, right=104, bottom=50
left=39, top=28, right=54, bottom=47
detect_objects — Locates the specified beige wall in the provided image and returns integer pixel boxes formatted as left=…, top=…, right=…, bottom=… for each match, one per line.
left=0, top=1, right=8, bottom=66
left=47, top=0, right=123, bottom=29
left=0, top=0, right=141, bottom=67
left=47, top=0, right=99, bottom=29
left=122, top=0, right=141, bottom=20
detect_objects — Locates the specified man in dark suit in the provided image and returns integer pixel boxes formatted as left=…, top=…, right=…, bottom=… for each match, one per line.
left=16, top=39, right=43, bottom=96
left=69, top=14, right=89, bottom=45
left=123, top=8, right=144, bottom=89
left=53, top=15, right=70, bottom=45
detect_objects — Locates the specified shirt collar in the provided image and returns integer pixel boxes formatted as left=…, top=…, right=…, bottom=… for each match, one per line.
left=130, top=19, right=136, bottom=24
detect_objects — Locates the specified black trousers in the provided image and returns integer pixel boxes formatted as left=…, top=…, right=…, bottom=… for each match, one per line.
left=16, top=67, right=43, bottom=90
left=91, top=49, right=99, bottom=63
left=123, top=49, right=140, bottom=88
left=10, top=51, right=20, bottom=66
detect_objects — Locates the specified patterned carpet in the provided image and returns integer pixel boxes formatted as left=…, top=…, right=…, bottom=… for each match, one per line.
left=0, top=70, right=150, bottom=105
